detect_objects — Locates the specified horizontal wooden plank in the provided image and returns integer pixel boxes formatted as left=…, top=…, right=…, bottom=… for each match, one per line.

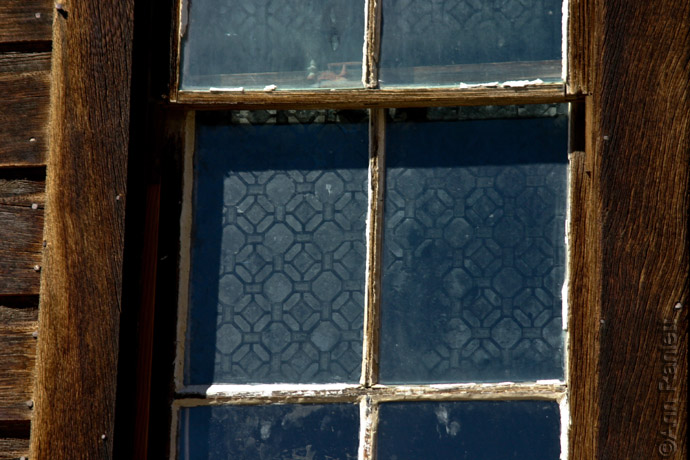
left=173, top=84, right=574, bottom=109
left=0, top=178, right=44, bottom=296
left=0, top=306, right=37, bottom=426
left=0, top=52, right=51, bottom=167
left=0, top=179, right=45, bottom=207
left=0, top=1, right=52, bottom=44
left=0, top=178, right=44, bottom=294
left=0, top=437, right=30, bottom=460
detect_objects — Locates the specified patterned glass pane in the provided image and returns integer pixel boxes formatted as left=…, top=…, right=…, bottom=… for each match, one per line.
left=179, top=404, right=359, bottom=460
left=180, top=0, right=365, bottom=90
left=380, top=105, right=568, bottom=383
left=187, top=110, right=369, bottom=384
left=380, top=0, right=563, bottom=87
left=377, top=401, right=560, bottom=459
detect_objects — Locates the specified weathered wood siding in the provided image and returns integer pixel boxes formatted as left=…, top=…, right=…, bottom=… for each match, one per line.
left=0, top=52, right=50, bottom=167
left=0, top=179, right=45, bottom=295
left=0, top=2, right=52, bottom=44
left=0, top=3, right=50, bottom=458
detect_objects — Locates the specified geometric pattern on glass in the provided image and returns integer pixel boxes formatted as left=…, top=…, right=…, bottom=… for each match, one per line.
left=181, top=0, right=365, bottom=90
left=380, top=0, right=563, bottom=87
left=377, top=400, right=561, bottom=459
left=380, top=105, right=568, bottom=383
left=179, top=404, right=360, bottom=460
left=187, top=110, right=369, bottom=384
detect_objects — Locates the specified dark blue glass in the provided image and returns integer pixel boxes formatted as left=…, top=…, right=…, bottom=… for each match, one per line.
left=188, top=110, right=368, bottom=384
left=179, top=404, right=359, bottom=460
left=377, top=401, right=560, bottom=459
left=380, top=105, right=568, bottom=383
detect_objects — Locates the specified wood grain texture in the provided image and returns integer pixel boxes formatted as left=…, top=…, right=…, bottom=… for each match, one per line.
left=568, top=120, right=601, bottom=458
left=0, top=52, right=51, bottom=167
left=567, top=0, right=594, bottom=95
left=0, top=1, right=52, bottom=44
left=0, top=306, right=37, bottom=427
left=592, top=0, right=689, bottom=458
left=30, top=0, right=134, bottom=458
left=0, top=438, right=29, bottom=460
left=0, top=181, right=44, bottom=295
left=174, top=85, right=574, bottom=109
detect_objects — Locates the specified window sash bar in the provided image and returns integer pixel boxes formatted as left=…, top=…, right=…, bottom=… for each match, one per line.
left=175, top=381, right=566, bottom=405
left=364, top=0, right=382, bottom=89
left=173, top=84, right=573, bottom=109
left=362, top=108, right=386, bottom=387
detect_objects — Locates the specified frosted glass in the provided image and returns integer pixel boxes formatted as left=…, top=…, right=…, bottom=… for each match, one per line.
left=180, top=0, right=365, bottom=90
left=380, top=0, right=563, bottom=87
left=380, top=105, right=568, bottom=383
left=187, top=110, right=368, bottom=384
left=179, top=404, right=359, bottom=460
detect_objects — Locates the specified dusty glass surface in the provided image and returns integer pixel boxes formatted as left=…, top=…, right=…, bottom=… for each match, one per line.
left=179, top=404, right=359, bottom=460
left=380, top=0, right=563, bottom=87
left=377, top=401, right=560, bottom=459
left=187, top=110, right=368, bottom=385
left=180, top=0, right=365, bottom=90
left=380, top=104, right=568, bottom=383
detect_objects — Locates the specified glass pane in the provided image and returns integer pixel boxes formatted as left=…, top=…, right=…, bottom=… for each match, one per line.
left=377, top=401, right=560, bottom=459
left=380, top=0, right=563, bottom=87
left=380, top=105, right=568, bottom=383
left=179, top=404, right=359, bottom=460
left=181, top=0, right=365, bottom=90
left=187, top=110, right=369, bottom=384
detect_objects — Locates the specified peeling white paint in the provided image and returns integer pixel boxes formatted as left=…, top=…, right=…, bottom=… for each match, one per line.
left=458, top=81, right=499, bottom=88
left=500, top=78, right=545, bottom=87
left=198, top=383, right=359, bottom=398
left=560, top=394, right=571, bottom=460
left=562, top=0, right=569, bottom=83
left=357, top=397, right=371, bottom=460
left=209, top=86, right=244, bottom=92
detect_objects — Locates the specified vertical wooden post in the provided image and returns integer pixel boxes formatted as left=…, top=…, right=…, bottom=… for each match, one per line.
left=591, top=0, right=688, bottom=458
left=30, top=1, right=134, bottom=458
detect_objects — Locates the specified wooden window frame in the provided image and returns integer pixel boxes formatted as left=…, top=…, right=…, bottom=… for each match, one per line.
left=170, top=0, right=578, bottom=109
left=27, top=0, right=687, bottom=459
left=170, top=105, right=571, bottom=459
